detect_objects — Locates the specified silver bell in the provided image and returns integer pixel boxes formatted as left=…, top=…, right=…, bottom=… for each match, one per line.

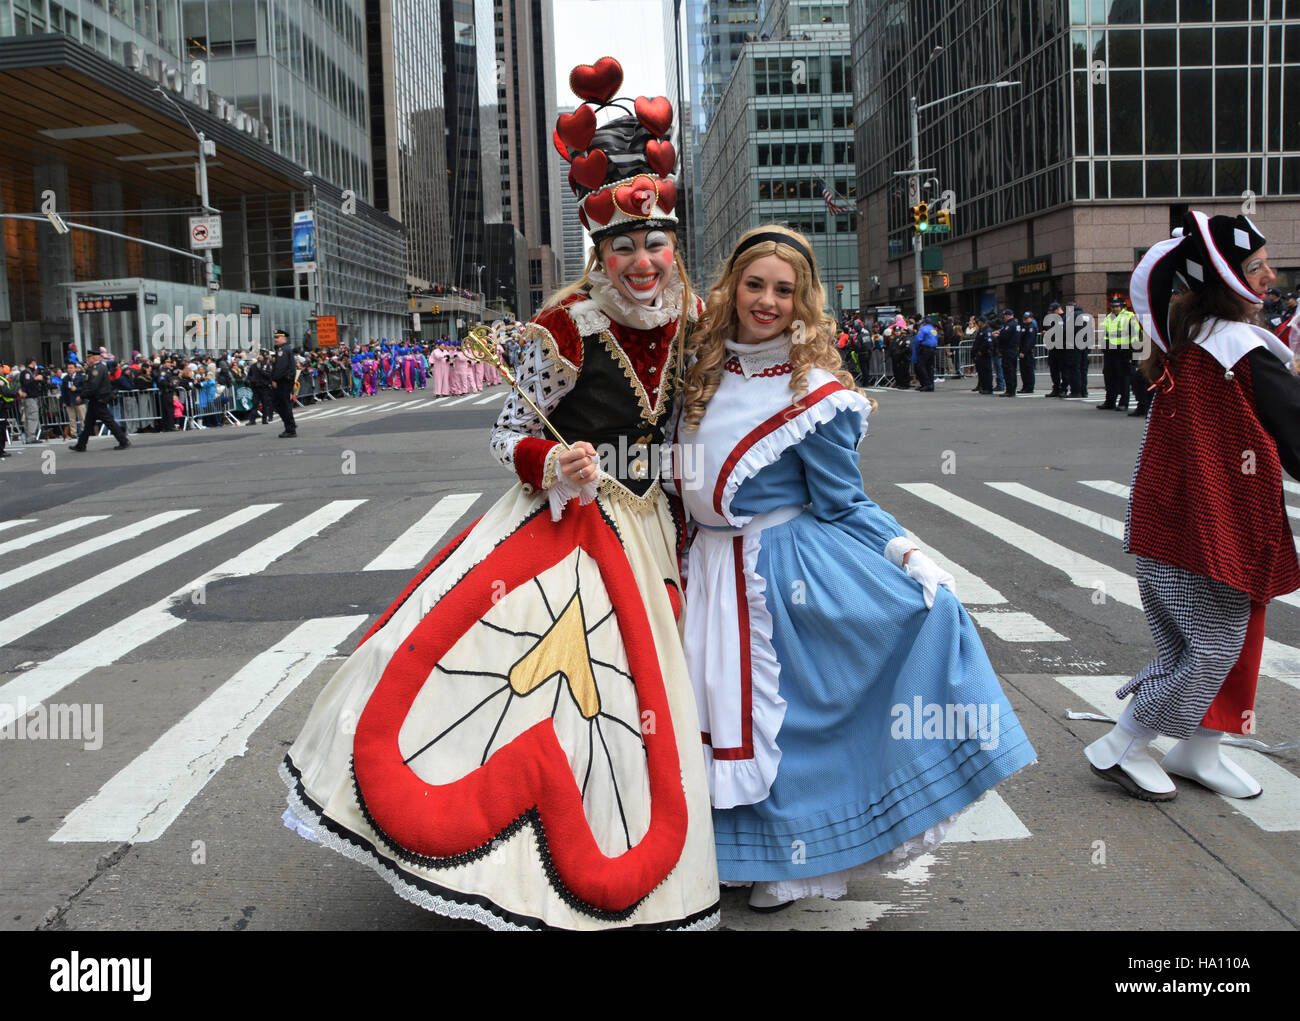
left=1224, top=369, right=1235, bottom=381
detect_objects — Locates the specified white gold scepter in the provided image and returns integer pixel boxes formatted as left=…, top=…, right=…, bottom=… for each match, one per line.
left=463, top=325, right=571, bottom=450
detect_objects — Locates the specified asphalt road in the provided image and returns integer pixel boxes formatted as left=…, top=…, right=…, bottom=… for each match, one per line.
left=1, top=376, right=1296, bottom=937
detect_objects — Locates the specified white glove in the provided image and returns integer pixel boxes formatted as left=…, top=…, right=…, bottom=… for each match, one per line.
left=883, top=537, right=955, bottom=610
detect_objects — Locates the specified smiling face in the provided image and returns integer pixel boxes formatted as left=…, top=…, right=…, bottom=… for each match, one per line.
left=734, top=253, right=797, bottom=346
left=599, top=229, right=675, bottom=305
left=1242, top=246, right=1277, bottom=299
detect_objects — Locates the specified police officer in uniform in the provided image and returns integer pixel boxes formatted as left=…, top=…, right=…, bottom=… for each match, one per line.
left=1019, top=310, right=1039, bottom=394
left=1098, top=297, right=1135, bottom=410
left=69, top=350, right=129, bottom=451
left=1068, top=299, right=1092, bottom=398
left=247, top=352, right=274, bottom=425
left=995, top=308, right=1020, bottom=397
left=970, top=315, right=993, bottom=394
left=270, top=330, right=297, bottom=437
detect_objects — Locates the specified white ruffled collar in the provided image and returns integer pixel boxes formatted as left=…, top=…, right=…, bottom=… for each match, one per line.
left=724, top=334, right=793, bottom=378
left=585, top=267, right=687, bottom=330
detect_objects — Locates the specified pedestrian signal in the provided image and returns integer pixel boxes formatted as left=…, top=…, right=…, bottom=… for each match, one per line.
left=933, top=208, right=951, bottom=232
left=912, top=202, right=929, bottom=233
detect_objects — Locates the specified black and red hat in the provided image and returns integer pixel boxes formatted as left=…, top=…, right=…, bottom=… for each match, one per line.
left=554, top=57, right=678, bottom=244
left=1130, top=210, right=1267, bottom=352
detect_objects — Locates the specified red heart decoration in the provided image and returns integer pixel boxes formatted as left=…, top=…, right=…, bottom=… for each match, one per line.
left=656, top=177, right=677, bottom=215
left=584, top=189, right=615, bottom=225
left=634, top=96, right=673, bottom=138
left=578, top=207, right=590, bottom=231
left=569, top=57, right=623, bottom=106
left=567, top=166, right=579, bottom=195
left=556, top=106, right=596, bottom=152
left=614, top=174, right=659, bottom=218
left=552, top=128, right=570, bottom=163
left=645, top=140, right=676, bottom=178
left=570, top=148, right=609, bottom=190
left=353, top=504, right=688, bottom=915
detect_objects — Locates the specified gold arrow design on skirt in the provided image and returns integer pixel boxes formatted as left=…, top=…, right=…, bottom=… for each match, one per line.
left=509, top=592, right=601, bottom=719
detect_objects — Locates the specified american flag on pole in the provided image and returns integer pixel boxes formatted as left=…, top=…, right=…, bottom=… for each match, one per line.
left=820, top=179, right=847, bottom=215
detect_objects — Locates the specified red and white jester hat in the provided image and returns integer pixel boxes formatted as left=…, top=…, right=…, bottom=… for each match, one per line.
left=554, top=56, right=678, bottom=244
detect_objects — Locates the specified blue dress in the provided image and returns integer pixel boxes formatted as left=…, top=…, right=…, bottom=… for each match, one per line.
left=678, top=344, right=1035, bottom=890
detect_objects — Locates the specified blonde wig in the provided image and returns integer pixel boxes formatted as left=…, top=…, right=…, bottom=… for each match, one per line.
left=681, top=224, right=863, bottom=431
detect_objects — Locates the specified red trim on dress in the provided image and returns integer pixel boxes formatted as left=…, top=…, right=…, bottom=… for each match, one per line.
left=1201, top=600, right=1265, bottom=734
left=711, top=380, right=845, bottom=517
left=725, top=359, right=793, bottom=377
left=513, top=437, right=557, bottom=489
left=707, top=536, right=754, bottom=761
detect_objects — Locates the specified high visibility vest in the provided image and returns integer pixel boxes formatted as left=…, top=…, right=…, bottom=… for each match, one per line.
left=1104, top=310, right=1135, bottom=348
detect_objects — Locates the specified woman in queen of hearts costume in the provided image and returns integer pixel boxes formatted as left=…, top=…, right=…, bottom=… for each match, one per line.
left=279, top=57, right=720, bottom=930
left=672, top=225, right=1038, bottom=912
left=1084, top=212, right=1300, bottom=802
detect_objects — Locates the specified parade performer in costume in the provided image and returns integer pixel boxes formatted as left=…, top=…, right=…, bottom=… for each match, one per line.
left=673, top=225, right=1037, bottom=912
left=431, top=343, right=450, bottom=396
left=1085, top=212, right=1300, bottom=801
left=281, top=57, right=720, bottom=930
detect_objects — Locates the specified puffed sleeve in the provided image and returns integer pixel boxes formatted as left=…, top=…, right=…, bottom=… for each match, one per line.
left=489, top=314, right=582, bottom=489
left=793, top=408, right=907, bottom=552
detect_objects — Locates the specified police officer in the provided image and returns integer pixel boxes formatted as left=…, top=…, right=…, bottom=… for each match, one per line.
left=1045, top=302, right=1066, bottom=397
left=970, top=315, right=994, bottom=394
left=69, top=349, right=129, bottom=451
left=995, top=308, right=1020, bottom=397
left=1068, top=299, right=1093, bottom=398
left=246, top=352, right=271, bottom=424
left=1098, top=297, right=1136, bottom=410
left=1019, top=310, right=1039, bottom=394
left=269, top=330, right=298, bottom=437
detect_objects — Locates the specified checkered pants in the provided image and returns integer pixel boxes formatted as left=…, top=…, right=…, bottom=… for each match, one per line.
left=1116, top=557, right=1250, bottom=740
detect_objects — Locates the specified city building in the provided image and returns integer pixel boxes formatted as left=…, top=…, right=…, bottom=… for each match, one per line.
left=850, top=0, right=1300, bottom=321
left=699, top=0, right=860, bottom=310
left=0, top=1, right=407, bottom=365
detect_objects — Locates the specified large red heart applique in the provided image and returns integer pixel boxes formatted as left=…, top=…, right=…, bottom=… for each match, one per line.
left=352, top=503, right=687, bottom=914
left=552, top=128, right=570, bottom=163
left=571, top=149, right=609, bottom=190
left=645, top=140, right=676, bottom=178
left=613, top=175, right=659, bottom=218
left=634, top=96, right=673, bottom=138
left=656, top=177, right=677, bottom=215
left=556, top=106, right=596, bottom=152
left=583, top=189, right=615, bottom=225
left=569, top=57, right=623, bottom=105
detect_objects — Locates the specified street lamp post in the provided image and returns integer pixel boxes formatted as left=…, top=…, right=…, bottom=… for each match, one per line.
left=475, top=264, right=485, bottom=310
left=907, top=79, right=1020, bottom=318
left=153, top=86, right=218, bottom=292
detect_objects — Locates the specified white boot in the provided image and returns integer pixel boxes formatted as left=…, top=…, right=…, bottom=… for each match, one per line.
left=1085, top=723, right=1177, bottom=801
left=748, top=883, right=795, bottom=913
left=1162, top=728, right=1262, bottom=799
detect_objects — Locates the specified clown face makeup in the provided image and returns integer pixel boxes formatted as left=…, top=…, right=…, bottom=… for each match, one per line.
left=1242, top=247, right=1276, bottom=297
left=599, top=229, right=675, bottom=305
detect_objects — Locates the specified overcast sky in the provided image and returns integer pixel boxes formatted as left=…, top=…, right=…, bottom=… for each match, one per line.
left=552, top=0, right=669, bottom=106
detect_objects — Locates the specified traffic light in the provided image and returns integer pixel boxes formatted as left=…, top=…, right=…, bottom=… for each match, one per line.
left=934, top=207, right=951, bottom=232
left=432, top=304, right=440, bottom=314
left=912, top=201, right=929, bottom=233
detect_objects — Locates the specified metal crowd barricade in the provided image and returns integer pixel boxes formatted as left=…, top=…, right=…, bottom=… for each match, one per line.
left=99, top=388, right=164, bottom=435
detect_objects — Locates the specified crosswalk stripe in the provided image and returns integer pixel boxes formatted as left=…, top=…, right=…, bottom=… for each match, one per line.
left=472, top=392, right=503, bottom=406
left=439, top=394, right=480, bottom=407
left=339, top=401, right=400, bottom=417
left=0, top=520, right=36, bottom=534
left=898, top=483, right=1300, bottom=685
left=988, top=482, right=1123, bottom=540
left=1284, top=481, right=1300, bottom=497
left=1080, top=479, right=1131, bottom=500
left=0, top=510, right=199, bottom=594
left=944, top=790, right=1032, bottom=841
left=303, top=406, right=352, bottom=420
left=401, top=399, right=439, bottom=410
left=0, top=506, right=275, bottom=649
left=904, top=529, right=1066, bottom=641
left=1056, top=674, right=1300, bottom=832
left=364, top=493, right=482, bottom=571
left=0, top=500, right=366, bottom=718
left=50, top=615, right=368, bottom=843
left=0, top=516, right=110, bottom=556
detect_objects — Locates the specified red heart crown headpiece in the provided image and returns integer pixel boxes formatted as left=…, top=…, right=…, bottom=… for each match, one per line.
left=556, top=57, right=678, bottom=243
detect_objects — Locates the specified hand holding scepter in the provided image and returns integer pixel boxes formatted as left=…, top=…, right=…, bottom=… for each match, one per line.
left=464, top=325, right=570, bottom=450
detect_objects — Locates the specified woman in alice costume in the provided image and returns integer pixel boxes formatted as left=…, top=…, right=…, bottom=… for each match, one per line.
left=280, top=59, right=720, bottom=930
left=673, top=225, right=1037, bottom=912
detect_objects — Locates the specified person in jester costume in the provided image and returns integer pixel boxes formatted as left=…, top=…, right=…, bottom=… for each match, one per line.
left=280, top=56, right=720, bottom=930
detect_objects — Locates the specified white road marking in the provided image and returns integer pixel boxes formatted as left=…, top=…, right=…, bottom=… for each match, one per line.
left=364, top=493, right=482, bottom=571
left=1079, top=479, right=1131, bottom=500
left=1058, top=674, right=1300, bottom=832
left=0, top=506, right=274, bottom=648
left=988, top=482, right=1123, bottom=540
left=0, top=510, right=198, bottom=593
left=945, top=790, right=1032, bottom=841
left=898, top=483, right=1300, bottom=686
left=0, top=520, right=36, bottom=534
left=51, top=616, right=366, bottom=843
left=0, top=516, right=109, bottom=555
left=439, top=394, right=480, bottom=407
left=903, top=529, right=1006, bottom=605
left=472, top=391, right=503, bottom=406
left=0, top=500, right=365, bottom=717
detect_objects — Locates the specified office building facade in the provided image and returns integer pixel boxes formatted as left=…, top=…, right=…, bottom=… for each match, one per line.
left=851, top=0, right=1300, bottom=320
left=700, top=0, right=859, bottom=310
